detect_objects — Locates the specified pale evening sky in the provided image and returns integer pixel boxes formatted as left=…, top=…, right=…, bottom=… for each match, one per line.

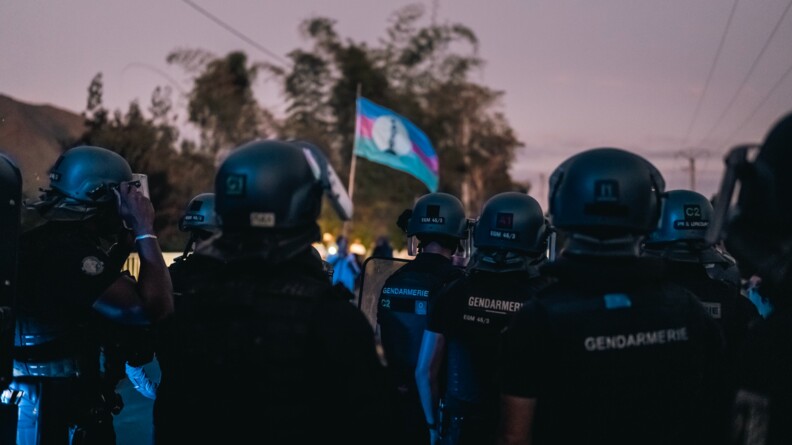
left=2, top=0, right=791, bottom=210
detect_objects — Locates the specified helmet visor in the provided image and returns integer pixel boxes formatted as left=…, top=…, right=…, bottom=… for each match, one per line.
left=129, top=173, right=150, bottom=198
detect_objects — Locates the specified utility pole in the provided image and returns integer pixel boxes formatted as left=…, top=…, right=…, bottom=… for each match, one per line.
left=675, top=148, right=710, bottom=191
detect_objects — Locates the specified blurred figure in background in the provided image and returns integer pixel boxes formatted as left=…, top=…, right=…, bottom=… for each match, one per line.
left=326, top=234, right=361, bottom=299
left=373, top=235, right=394, bottom=258
left=706, top=111, right=792, bottom=445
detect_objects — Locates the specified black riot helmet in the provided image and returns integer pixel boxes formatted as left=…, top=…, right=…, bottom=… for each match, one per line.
left=179, top=193, right=218, bottom=235
left=27, top=145, right=134, bottom=221
left=474, top=192, right=548, bottom=256
left=214, top=139, right=324, bottom=233
left=404, top=192, right=469, bottom=256
left=178, top=192, right=219, bottom=258
left=548, top=147, right=665, bottom=256
left=706, top=111, right=792, bottom=302
left=406, top=192, right=467, bottom=238
left=646, top=189, right=712, bottom=245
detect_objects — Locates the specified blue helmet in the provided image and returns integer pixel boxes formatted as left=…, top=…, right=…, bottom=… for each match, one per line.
left=179, top=193, right=218, bottom=234
left=645, top=189, right=712, bottom=245
left=214, top=140, right=323, bottom=232
left=474, top=192, right=548, bottom=256
left=406, top=192, right=468, bottom=239
left=549, top=147, right=665, bottom=236
left=48, top=146, right=133, bottom=205
left=29, top=145, right=134, bottom=221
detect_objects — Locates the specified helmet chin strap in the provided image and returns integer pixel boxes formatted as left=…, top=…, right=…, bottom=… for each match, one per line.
left=563, top=232, right=643, bottom=258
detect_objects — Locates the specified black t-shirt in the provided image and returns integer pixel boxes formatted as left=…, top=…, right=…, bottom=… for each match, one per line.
left=376, top=252, right=462, bottom=386
left=500, top=255, right=725, bottom=445
left=154, top=247, right=402, bottom=445
left=428, top=268, right=554, bottom=412
left=17, top=222, right=123, bottom=314
left=14, top=221, right=135, bottom=395
left=664, top=260, right=759, bottom=364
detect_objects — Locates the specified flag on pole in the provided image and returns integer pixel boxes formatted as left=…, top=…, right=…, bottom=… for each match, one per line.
left=354, top=97, right=439, bottom=192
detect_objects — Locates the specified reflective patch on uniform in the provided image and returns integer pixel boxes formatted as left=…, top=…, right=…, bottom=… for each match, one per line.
left=584, top=327, right=688, bottom=351
left=415, top=300, right=427, bottom=315
left=603, top=293, right=631, bottom=309
left=382, top=287, right=429, bottom=297
left=700, top=302, right=722, bottom=319
left=250, top=212, right=276, bottom=227
left=467, top=296, right=523, bottom=313
left=81, top=256, right=105, bottom=276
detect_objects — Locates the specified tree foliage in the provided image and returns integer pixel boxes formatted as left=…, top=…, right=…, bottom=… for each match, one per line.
left=78, top=73, right=214, bottom=251
left=266, top=4, right=523, bottom=247
left=167, top=49, right=277, bottom=154
left=75, top=4, right=524, bottom=251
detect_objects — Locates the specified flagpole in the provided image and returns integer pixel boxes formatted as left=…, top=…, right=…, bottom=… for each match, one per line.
left=348, top=83, right=362, bottom=202
left=343, top=83, right=362, bottom=238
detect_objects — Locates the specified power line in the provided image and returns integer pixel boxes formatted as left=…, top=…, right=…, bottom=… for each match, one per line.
left=180, top=0, right=291, bottom=67
left=682, top=0, right=739, bottom=145
left=696, top=0, right=792, bottom=148
left=724, top=58, right=792, bottom=145
left=122, top=62, right=188, bottom=96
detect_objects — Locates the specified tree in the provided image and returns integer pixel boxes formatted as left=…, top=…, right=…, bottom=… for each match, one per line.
left=168, top=49, right=277, bottom=154
left=79, top=73, right=215, bottom=250
left=265, top=4, right=523, bottom=247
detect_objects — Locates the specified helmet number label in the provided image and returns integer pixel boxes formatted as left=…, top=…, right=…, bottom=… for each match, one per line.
left=594, top=180, right=619, bottom=202
left=489, top=230, right=517, bottom=240
left=250, top=212, right=276, bottom=227
left=225, top=174, right=246, bottom=196
left=420, top=217, right=445, bottom=224
left=675, top=205, right=708, bottom=229
left=684, top=205, right=702, bottom=219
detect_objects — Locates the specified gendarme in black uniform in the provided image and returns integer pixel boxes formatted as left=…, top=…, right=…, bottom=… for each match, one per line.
left=154, top=247, right=394, bottom=444
left=430, top=268, right=552, bottom=441
left=500, top=255, right=723, bottom=444
left=643, top=189, right=760, bottom=349
left=419, top=191, right=554, bottom=445
left=10, top=146, right=166, bottom=445
left=498, top=148, right=726, bottom=445
left=153, top=139, right=401, bottom=445
left=377, top=192, right=468, bottom=445
left=378, top=252, right=462, bottom=381
left=14, top=222, right=130, bottom=444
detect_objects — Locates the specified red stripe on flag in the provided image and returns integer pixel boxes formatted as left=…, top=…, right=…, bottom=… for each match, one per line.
left=358, top=115, right=375, bottom=139
left=413, top=142, right=439, bottom=173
